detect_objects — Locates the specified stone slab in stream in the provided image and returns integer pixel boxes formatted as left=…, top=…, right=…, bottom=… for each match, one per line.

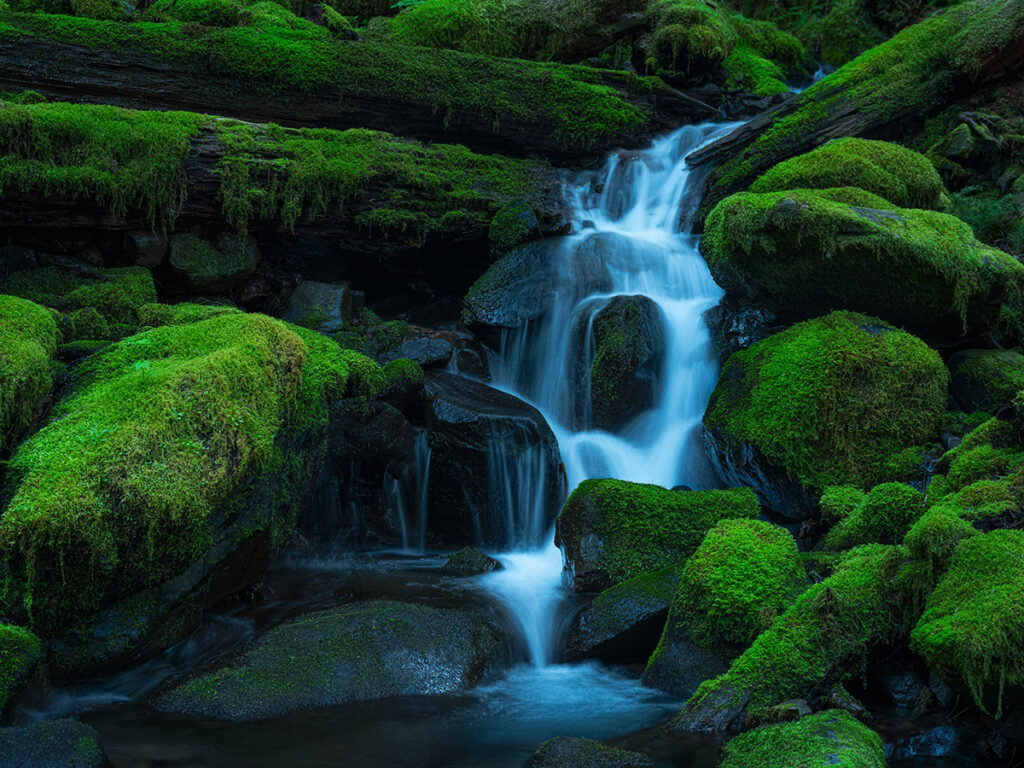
left=0, top=719, right=104, bottom=768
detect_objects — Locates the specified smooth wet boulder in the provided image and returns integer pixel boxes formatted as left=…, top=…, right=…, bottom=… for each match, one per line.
left=0, top=296, right=59, bottom=456
left=156, top=600, right=509, bottom=722
left=0, top=313, right=381, bottom=675
left=949, top=349, right=1024, bottom=413
left=585, top=295, right=665, bottom=431
left=702, top=187, right=1024, bottom=342
left=719, top=710, right=885, bottom=768
left=911, top=529, right=1024, bottom=715
left=489, top=199, right=541, bottom=256
left=555, top=479, right=759, bottom=592
left=423, top=372, right=565, bottom=548
left=124, top=229, right=168, bottom=268
left=530, top=737, right=655, bottom=768
left=0, top=719, right=103, bottom=768
left=381, top=336, right=453, bottom=368
left=442, top=547, right=503, bottom=576
left=0, top=623, right=42, bottom=719
left=703, top=311, right=947, bottom=519
left=565, top=565, right=681, bottom=662
left=644, top=519, right=805, bottom=695
left=169, top=232, right=260, bottom=293
left=283, top=281, right=353, bottom=334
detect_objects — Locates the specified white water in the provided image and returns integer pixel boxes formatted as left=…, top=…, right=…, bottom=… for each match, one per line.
left=384, top=430, right=432, bottom=553
left=480, top=122, right=742, bottom=667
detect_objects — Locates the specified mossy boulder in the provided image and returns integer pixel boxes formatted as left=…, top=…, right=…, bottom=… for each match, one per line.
left=749, top=138, right=950, bottom=210
left=719, top=709, right=885, bottom=768
left=168, top=232, right=261, bottom=293
left=911, top=529, right=1024, bottom=716
left=672, top=544, right=909, bottom=730
left=644, top=519, right=805, bottom=695
left=156, top=600, right=509, bottom=721
left=137, top=301, right=242, bottom=328
left=530, top=737, right=654, bottom=768
left=0, top=719, right=103, bottom=768
left=584, top=295, right=665, bottom=431
left=703, top=311, right=947, bottom=518
left=702, top=188, right=1024, bottom=342
left=0, top=623, right=42, bottom=719
left=0, top=313, right=379, bottom=674
left=0, top=295, right=59, bottom=456
left=489, top=199, right=540, bottom=256
left=282, top=281, right=354, bottom=334
left=555, top=479, right=759, bottom=592
left=442, top=547, right=502, bottom=576
left=821, top=482, right=926, bottom=551
left=565, top=565, right=681, bottom=662
left=949, top=349, right=1024, bottom=414
left=380, top=357, right=426, bottom=412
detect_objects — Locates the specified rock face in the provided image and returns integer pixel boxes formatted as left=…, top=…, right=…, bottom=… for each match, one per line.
left=155, top=601, right=510, bottom=721
left=169, top=232, right=261, bottom=293
left=283, top=281, right=354, bottom=333
left=702, top=187, right=1024, bottom=343
left=703, top=311, right=947, bottom=519
left=585, top=295, right=665, bottom=431
left=0, top=719, right=104, bottom=768
left=949, top=349, right=1024, bottom=413
left=423, top=372, right=565, bottom=548
left=555, top=479, right=760, bottom=592
left=442, top=547, right=503, bottom=576
left=530, top=737, right=655, bottom=768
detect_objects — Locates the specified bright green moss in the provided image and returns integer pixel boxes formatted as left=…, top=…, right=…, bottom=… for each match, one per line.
left=556, top=479, right=760, bottom=589
left=665, top=519, right=805, bottom=655
left=1, top=266, right=158, bottom=327
left=723, top=15, right=806, bottom=96
left=381, top=358, right=424, bottom=397
left=0, top=313, right=356, bottom=635
left=818, top=485, right=865, bottom=527
left=720, top=709, right=885, bottom=768
left=911, top=529, right=1024, bottom=716
left=0, top=623, right=42, bottom=715
left=137, top=302, right=242, bottom=327
left=643, top=0, right=734, bottom=74
left=704, top=311, right=947, bottom=493
left=67, top=306, right=110, bottom=341
left=0, top=295, right=59, bottom=455
left=702, top=188, right=1024, bottom=338
left=488, top=199, right=536, bottom=255
left=749, top=138, right=950, bottom=209
left=902, top=501, right=976, bottom=576
left=821, top=482, right=926, bottom=551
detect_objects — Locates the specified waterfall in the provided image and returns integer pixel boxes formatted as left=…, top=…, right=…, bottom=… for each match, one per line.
left=480, top=122, right=742, bottom=666
left=383, top=431, right=431, bottom=553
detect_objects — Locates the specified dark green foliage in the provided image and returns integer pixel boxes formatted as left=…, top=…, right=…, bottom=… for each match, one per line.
left=821, top=482, right=926, bottom=550
left=818, top=485, right=865, bottom=527
left=950, top=349, right=1024, bottom=412
left=137, top=302, right=243, bottom=327
left=0, top=266, right=158, bottom=327
left=0, top=295, right=58, bottom=455
left=0, top=623, right=42, bottom=715
left=720, top=709, right=885, bottom=768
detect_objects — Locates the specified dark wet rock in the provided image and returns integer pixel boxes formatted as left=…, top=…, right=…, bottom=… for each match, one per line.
left=155, top=600, right=509, bottom=722
left=489, top=199, right=541, bottom=257
left=821, top=684, right=868, bottom=716
left=881, top=668, right=926, bottom=708
left=423, top=372, right=565, bottom=548
left=0, top=719, right=103, bottom=768
left=704, top=302, right=782, bottom=358
left=928, top=670, right=955, bottom=708
left=530, top=737, right=655, bottom=768
left=169, top=232, right=260, bottom=293
left=641, top=634, right=728, bottom=697
left=442, top=547, right=503, bottom=576
left=123, top=230, right=168, bottom=268
left=565, top=566, right=680, bottom=662
left=949, top=348, right=1024, bottom=413
left=382, top=337, right=453, bottom=368
left=283, top=281, right=353, bottom=333
left=895, top=726, right=958, bottom=759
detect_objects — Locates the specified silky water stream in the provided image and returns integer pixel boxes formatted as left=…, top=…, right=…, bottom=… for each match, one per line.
left=32, top=123, right=740, bottom=767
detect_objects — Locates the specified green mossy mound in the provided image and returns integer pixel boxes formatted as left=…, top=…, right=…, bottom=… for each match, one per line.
left=672, top=544, right=909, bottom=729
left=749, top=138, right=950, bottom=210
left=821, top=482, right=926, bottom=551
left=156, top=600, right=509, bottom=721
left=0, top=719, right=103, bottom=768
left=0, top=313, right=374, bottom=639
left=703, top=187, right=1024, bottom=341
left=949, top=349, right=1024, bottom=413
left=137, top=302, right=243, bottom=328
left=719, top=709, right=885, bottom=768
left=168, top=233, right=260, bottom=293
left=703, top=311, right=946, bottom=516
left=530, top=737, right=655, bottom=768
left=0, top=623, right=42, bottom=717
left=911, top=529, right=1024, bottom=716
left=555, top=479, right=759, bottom=592
left=0, top=295, right=58, bottom=455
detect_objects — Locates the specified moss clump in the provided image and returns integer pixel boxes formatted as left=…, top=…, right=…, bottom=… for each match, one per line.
left=818, top=485, right=865, bottom=527
left=0, top=295, right=59, bottom=455
left=704, top=311, right=947, bottom=496
left=555, top=479, right=760, bottom=591
left=380, top=358, right=424, bottom=405
left=702, top=188, right=1024, bottom=339
left=749, top=138, right=950, bottom=210
left=911, top=529, right=1024, bottom=716
left=821, top=482, right=926, bottom=551
left=0, top=266, right=158, bottom=327
left=724, top=15, right=806, bottom=96
left=660, top=519, right=805, bottom=655
left=488, top=199, right=537, bottom=256
left=0, top=623, right=42, bottom=715
left=67, top=306, right=111, bottom=341
left=137, top=302, right=243, bottom=328
left=902, top=502, right=976, bottom=577
left=720, top=709, right=885, bottom=768
left=0, top=313, right=369, bottom=635
left=949, top=349, right=1024, bottom=413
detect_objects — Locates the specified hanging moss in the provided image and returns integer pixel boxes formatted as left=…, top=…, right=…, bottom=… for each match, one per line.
left=0, top=295, right=58, bottom=456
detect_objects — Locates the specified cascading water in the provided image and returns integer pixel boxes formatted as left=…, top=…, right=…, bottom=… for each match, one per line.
left=384, top=430, right=432, bottom=552
left=480, top=121, right=742, bottom=667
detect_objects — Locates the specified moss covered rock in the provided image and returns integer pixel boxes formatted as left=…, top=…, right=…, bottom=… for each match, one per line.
left=0, top=313, right=378, bottom=672
left=949, top=348, right=1024, bottom=414
left=0, top=719, right=103, bottom=768
left=719, top=709, right=885, bottom=768
left=442, top=547, right=502, bottom=576
left=703, top=311, right=947, bottom=518
left=156, top=600, right=509, bottom=721
left=489, top=199, right=540, bottom=256
left=137, top=301, right=242, bottom=328
left=821, top=482, right=926, bottom=551
left=0, top=295, right=59, bottom=456
left=749, top=138, right=949, bottom=210
left=911, top=529, right=1024, bottom=716
left=168, top=232, right=260, bottom=293
left=530, top=737, right=654, bottom=768
left=703, top=188, right=1024, bottom=341
left=555, top=479, right=759, bottom=592
left=0, top=623, right=42, bottom=719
